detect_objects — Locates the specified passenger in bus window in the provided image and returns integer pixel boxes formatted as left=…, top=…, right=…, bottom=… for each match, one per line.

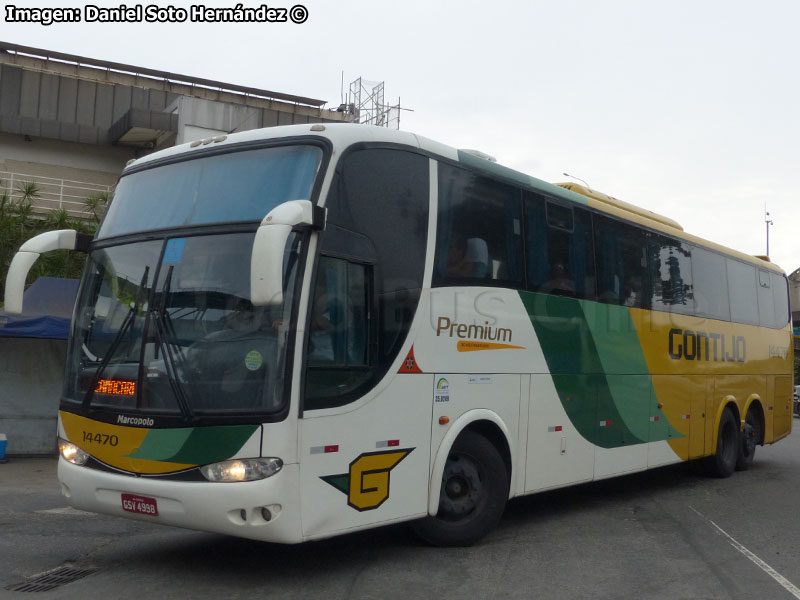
left=544, top=262, right=574, bottom=296
left=623, top=275, right=643, bottom=307
left=446, top=236, right=489, bottom=278
left=307, top=270, right=335, bottom=362
left=223, top=297, right=274, bottom=333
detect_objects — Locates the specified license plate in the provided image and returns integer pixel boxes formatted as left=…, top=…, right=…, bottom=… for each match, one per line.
left=121, top=493, right=159, bottom=516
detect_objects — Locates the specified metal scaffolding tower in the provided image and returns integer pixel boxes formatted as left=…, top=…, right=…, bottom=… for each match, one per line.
left=343, top=77, right=403, bottom=129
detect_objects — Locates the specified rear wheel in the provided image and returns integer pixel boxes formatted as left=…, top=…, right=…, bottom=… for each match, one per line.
left=705, top=408, right=739, bottom=478
left=412, top=430, right=508, bottom=547
left=736, top=408, right=761, bottom=471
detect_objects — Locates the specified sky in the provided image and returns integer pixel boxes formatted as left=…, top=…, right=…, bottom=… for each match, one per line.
left=3, top=0, right=799, bottom=273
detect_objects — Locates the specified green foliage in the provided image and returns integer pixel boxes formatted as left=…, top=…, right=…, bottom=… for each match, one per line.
left=0, top=181, right=100, bottom=305
left=15, top=180, right=40, bottom=202
left=83, top=191, right=109, bottom=224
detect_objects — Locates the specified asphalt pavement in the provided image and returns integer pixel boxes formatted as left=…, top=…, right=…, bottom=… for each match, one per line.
left=2, top=427, right=800, bottom=599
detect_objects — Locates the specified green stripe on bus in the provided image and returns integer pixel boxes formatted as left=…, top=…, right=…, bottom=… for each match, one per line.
left=579, top=301, right=680, bottom=442
left=519, top=292, right=681, bottom=447
left=123, top=428, right=193, bottom=461
left=519, top=291, right=643, bottom=447
left=126, top=425, right=259, bottom=465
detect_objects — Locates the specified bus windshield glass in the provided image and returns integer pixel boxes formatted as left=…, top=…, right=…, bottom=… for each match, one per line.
left=98, top=144, right=323, bottom=238
left=65, top=229, right=303, bottom=418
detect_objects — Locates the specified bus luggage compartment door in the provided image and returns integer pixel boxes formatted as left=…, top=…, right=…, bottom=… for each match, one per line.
left=525, top=374, right=594, bottom=493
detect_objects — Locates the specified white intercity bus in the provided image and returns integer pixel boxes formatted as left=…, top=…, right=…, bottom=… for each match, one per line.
left=5, top=124, right=793, bottom=546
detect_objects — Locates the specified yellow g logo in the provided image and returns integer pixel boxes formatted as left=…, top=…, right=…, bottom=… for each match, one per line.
left=321, top=449, right=413, bottom=511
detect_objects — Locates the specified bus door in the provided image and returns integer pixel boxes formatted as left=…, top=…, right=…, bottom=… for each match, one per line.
left=295, top=146, right=433, bottom=539
left=298, top=255, right=432, bottom=540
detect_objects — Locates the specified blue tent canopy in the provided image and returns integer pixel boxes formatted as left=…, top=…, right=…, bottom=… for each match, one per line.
left=0, top=277, right=79, bottom=339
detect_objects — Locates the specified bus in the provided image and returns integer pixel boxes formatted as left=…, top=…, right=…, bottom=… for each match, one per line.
left=4, top=124, right=794, bottom=546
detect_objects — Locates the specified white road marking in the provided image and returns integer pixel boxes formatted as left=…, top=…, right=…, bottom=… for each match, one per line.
left=36, top=507, right=92, bottom=516
left=690, top=506, right=800, bottom=599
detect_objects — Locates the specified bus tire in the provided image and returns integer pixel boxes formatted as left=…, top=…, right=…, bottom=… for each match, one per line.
left=736, top=408, right=761, bottom=471
left=412, top=430, right=508, bottom=547
left=705, top=408, right=739, bottom=478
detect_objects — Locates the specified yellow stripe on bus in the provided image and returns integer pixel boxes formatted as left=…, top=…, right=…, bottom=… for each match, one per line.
left=60, top=411, right=195, bottom=474
left=456, top=341, right=526, bottom=352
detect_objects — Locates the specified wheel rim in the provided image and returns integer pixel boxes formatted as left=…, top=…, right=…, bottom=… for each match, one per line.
left=439, top=453, right=484, bottom=521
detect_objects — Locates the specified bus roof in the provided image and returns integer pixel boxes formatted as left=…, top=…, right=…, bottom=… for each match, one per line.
left=124, top=124, right=786, bottom=275
left=554, top=183, right=684, bottom=231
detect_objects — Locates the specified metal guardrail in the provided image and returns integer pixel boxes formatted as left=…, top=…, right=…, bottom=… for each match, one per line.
left=0, top=171, right=111, bottom=219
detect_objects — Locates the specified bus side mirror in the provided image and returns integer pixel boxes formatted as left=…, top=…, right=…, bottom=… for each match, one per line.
left=4, top=229, right=92, bottom=314
left=251, top=200, right=325, bottom=306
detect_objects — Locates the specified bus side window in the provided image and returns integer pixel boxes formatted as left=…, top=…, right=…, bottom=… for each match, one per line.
left=727, top=259, right=759, bottom=326
left=433, top=163, right=522, bottom=286
left=594, top=215, right=648, bottom=308
left=772, top=272, right=790, bottom=328
left=691, top=246, right=729, bottom=321
left=648, top=234, right=694, bottom=314
left=757, top=269, right=777, bottom=328
left=305, top=256, right=373, bottom=407
left=525, top=194, right=596, bottom=299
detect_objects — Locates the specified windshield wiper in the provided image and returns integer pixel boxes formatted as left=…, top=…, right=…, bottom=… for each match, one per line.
left=150, top=265, right=195, bottom=421
left=83, top=266, right=150, bottom=406
left=157, top=266, right=181, bottom=345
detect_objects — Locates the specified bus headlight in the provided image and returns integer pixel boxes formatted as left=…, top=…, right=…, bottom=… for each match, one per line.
left=200, top=458, right=283, bottom=482
left=58, top=438, right=89, bottom=466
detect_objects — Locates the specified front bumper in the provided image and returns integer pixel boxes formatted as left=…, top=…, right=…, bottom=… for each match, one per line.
left=58, top=457, right=303, bottom=543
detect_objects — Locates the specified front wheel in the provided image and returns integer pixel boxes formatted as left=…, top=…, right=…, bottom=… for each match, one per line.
left=412, top=430, right=508, bottom=547
left=704, top=408, right=739, bottom=478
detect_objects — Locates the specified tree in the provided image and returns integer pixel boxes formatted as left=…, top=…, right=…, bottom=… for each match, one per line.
left=83, top=191, right=109, bottom=224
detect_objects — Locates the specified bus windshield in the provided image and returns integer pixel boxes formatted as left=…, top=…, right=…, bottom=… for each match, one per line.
left=65, top=231, right=302, bottom=418
left=62, top=143, right=323, bottom=420
left=98, top=144, right=323, bottom=239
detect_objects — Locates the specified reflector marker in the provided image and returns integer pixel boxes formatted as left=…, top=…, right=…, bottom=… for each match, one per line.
left=398, top=346, right=423, bottom=374
left=310, top=445, right=339, bottom=455
left=681, top=414, right=691, bottom=420
left=599, top=420, right=612, bottom=427
left=649, top=416, right=660, bottom=422
left=548, top=426, right=563, bottom=432
left=376, top=440, right=400, bottom=448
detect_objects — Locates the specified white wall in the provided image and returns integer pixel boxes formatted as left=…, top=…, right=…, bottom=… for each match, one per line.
left=170, top=96, right=262, bottom=145
left=0, top=338, right=66, bottom=456
left=0, top=132, right=134, bottom=183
